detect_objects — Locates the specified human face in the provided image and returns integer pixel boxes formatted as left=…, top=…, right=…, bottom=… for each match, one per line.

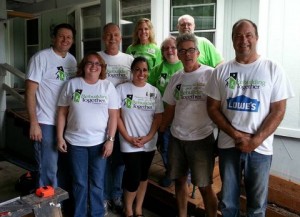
left=177, top=17, right=195, bottom=34
left=84, top=55, right=103, bottom=83
left=52, top=28, right=74, bottom=57
left=232, top=21, right=258, bottom=63
left=103, top=25, right=122, bottom=54
left=137, top=22, right=150, bottom=44
left=177, top=40, right=199, bottom=72
left=162, top=39, right=179, bottom=63
left=132, top=61, right=148, bottom=86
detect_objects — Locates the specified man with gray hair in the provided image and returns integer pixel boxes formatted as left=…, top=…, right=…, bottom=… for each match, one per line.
left=161, top=33, right=218, bottom=217
left=177, top=14, right=223, bottom=67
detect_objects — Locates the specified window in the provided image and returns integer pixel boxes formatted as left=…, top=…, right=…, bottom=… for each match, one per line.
left=82, top=4, right=101, bottom=55
left=170, top=0, right=217, bottom=43
left=121, top=0, right=151, bottom=51
left=26, top=18, right=39, bottom=63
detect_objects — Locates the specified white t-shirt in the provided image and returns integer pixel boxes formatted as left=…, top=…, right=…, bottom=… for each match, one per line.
left=26, top=47, right=77, bottom=125
left=163, top=65, right=214, bottom=141
left=58, top=77, right=119, bottom=146
left=116, top=82, right=164, bottom=153
left=98, top=51, right=134, bottom=87
left=205, top=57, right=295, bottom=155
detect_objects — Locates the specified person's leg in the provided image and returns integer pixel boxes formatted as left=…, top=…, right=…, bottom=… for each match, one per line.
left=122, top=152, right=142, bottom=217
left=199, top=186, right=218, bottom=217
left=188, top=134, right=217, bottom=217
left=110, top=134, right=125, bottom=211
left=134, top=151, right=155, bottom=216
left=243, top=152, right=272, bottom=217
left=89, top=143, right=107, bottom=217
left=219, top=148, right=241, bottom=217
left=168, top=135, right=189, bottom=217
left=175, top=176, right=189, bottom=217
left=158, top=128, right=172, bottom=187
left=34, top=124, right=58, bottom=187
left=68, top=145, right=88, bottom=217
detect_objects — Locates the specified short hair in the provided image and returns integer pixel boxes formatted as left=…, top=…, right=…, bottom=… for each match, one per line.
left=76, top=51, right=106, bottom=80
left=132, top=18, right=156, bottom=45
left=52, top=23, right=76, bottom=38
left=130, top=56, right=149, bottom=71
left=177, top=14, right=195, bottom=24
left=176, top=33, right=198, bottom=49
left=103, top=22, right=120, bottom=32
left=232, top=19, right=258, bottom=39
left=161, top=36, right=177, bottom=61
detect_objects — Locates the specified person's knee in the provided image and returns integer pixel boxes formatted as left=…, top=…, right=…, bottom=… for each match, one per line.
left=199, top=185, right=215, bottom=197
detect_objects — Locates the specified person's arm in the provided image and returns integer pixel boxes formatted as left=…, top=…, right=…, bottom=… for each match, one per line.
left=138, top=113, right=162, bottom=146
left=117, top=109, right=143, bottom=148
left=159, top=103, right=175, bottom=132
left=236, top=99, right=286, bottom=153
left=102, top=108, right=119, bottom=158
left=57, top=106, right=69, bottom=153
left=25, top=80, right=42, bottom=142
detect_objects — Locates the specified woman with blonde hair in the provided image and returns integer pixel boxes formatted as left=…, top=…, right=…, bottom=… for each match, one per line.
left=126, top=18, right=162, bottom=71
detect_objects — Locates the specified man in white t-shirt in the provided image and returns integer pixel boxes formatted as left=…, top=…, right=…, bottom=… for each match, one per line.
left=161, top=33, right=218, bottom=217
left=98, top=23, right=134, bottom=215
left=25, top=23, right=77, bottom=188
left=205, top=19, right=294, bottom=217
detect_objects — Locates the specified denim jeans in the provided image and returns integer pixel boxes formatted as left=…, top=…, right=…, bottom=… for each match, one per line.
left=69, top=143, right=107, bottom=217
left=34, top=124, right=58, bottom=187
left=219, top=148, right=272, bottom=217
left=104, top=133, right=125, bottom=200
left=160, top=127, right=171, bottom=169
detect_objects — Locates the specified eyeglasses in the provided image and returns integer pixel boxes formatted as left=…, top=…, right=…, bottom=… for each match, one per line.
left=178, top=48, right=198, bottom=55
left=86, top=61, right=103, bottom=67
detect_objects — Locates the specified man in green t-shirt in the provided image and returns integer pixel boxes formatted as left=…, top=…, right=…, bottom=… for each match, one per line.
left=177, top=14, right=224, bottom=67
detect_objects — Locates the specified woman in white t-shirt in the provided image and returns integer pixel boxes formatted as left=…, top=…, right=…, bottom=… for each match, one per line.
left=117, top=56, right=164, bottom=217
left=57, top=52, right=119, bottom=217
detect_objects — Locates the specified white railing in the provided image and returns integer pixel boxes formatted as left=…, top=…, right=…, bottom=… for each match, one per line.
left=0, top=63, right=25, bottom=103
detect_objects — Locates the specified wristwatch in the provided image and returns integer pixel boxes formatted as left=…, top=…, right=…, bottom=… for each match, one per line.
left=107, top=136, right=115, bottom=142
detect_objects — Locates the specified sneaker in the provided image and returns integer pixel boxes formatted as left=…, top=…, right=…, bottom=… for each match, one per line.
left=159, top=175, right=172, bottom=187
left=103, top=200, right=110, bottom=216
left=112, top=197, right=123, bottom=213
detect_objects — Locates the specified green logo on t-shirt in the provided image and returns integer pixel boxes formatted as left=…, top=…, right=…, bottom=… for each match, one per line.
left=125, top=94, right=133, bottom=108
left=174, top=84, right=181, bottom=100
left=72, top=89, right=83, bottom=103
left=56, top=66, right=66, bottom=81
left=228, top=72, right=238, bottom=89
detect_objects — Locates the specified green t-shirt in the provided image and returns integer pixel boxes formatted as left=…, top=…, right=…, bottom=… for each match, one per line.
left=196, top=36, right=223, bottom=67
left=148, top=60, right=183, bottom=95
left=126, top=43, right=162, bottom=71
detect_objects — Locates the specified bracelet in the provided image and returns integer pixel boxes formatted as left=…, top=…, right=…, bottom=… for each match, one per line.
left=107, top=136, right=115, bottom=142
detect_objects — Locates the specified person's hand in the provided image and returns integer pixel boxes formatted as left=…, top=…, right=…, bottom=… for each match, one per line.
left=29, top=123, right=42, bottom=142
left=102, top=141, right=113, bottom=158
left=57, top=138, right=67, bottom=153
left=235, top=133, right=256, bottom=153
left=127, top=136, right=144, bottom=148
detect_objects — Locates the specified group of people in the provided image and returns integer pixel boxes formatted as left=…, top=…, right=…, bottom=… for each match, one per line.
left=25, top=13, right=294, bottom=217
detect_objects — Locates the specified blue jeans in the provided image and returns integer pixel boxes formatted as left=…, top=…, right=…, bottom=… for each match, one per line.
left=69, top=143, right=107, bottom=217
left=34, top=124, right=58, bottom=187
left=219, top=148, right=272, bottom=217
left=159, top=127, right=171, bottom=169
left=104, top=133, right=125, bottom=200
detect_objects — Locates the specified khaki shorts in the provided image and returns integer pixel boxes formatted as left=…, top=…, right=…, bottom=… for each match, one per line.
left=168, top=133, right=215, bottom=187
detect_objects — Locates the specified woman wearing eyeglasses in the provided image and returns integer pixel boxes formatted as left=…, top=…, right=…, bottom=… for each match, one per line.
left=56, top=52, right=119, bottom=217
left=116, top=56, right=164, bottom=217
left=126, top=18, right=162, bottom=72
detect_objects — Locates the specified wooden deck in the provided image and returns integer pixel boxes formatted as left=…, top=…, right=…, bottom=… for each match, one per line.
left=147, top=151, right=300, bottom=217
left=147, top=151, right=222, bottom=216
